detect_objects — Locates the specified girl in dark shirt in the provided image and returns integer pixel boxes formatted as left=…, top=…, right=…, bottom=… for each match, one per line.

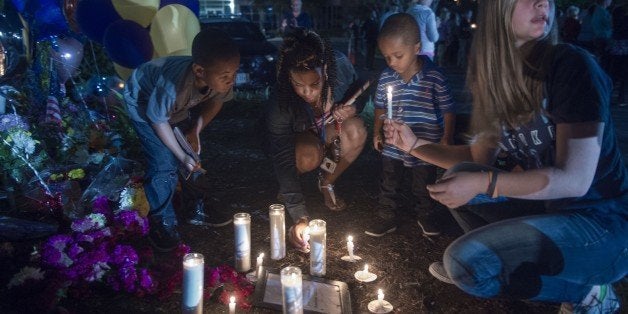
left=384, top=0, right=626, bottom=312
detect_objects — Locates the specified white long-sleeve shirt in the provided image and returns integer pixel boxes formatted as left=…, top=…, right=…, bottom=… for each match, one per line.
left=406, top=4, right=439, bottom=55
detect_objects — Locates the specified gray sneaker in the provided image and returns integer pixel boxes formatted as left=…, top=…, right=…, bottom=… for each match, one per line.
left=428, top=262, right=454, bottom=284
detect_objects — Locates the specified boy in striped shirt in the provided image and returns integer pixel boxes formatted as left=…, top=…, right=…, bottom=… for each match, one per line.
left=366, top=13, right=455, bottom=237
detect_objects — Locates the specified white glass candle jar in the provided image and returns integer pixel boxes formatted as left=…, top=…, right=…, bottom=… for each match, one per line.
left=233, top=213, right=251, bottom=272
left=182, top=253, right=204, bottom=314
left=281, top=266, right=303, bottom=314
left=308, top=219, right=326, bottom=276
left=269, top=204, right=286, bottom=260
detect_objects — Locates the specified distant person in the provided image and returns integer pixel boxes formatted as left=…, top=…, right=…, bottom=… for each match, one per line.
left=265, top=29, right=367, bottom=252
left=123, top=29, right=240, bottom=252
left=363, top=9, right=379, bottom=70
left=610, top=4, right=628, bottom=107
left=280, top=0, right=313, bottom=33
left=436, top=7, right=455, bottom=67
left=380, top=1, right=401, bottom=29
left=384, top=0, right=626, bottom=312
left=560, top=5, right=581, bottom=44
left=578, top=0, right=613, bottom=64
left=366, top=13, right=455, bottom=238
left=456, top=9, right=473, bottom=68
left=406, top=0, right=439, bottom=60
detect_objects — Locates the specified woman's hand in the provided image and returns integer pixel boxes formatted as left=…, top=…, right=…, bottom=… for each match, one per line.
left=383, top=120, right=418, bottom=152
left=373, top=134, right=383, bottom=152
left=332, top=104, right=356, bottom=123
left=426, top=171, right=486, bottom=208
left=185, top=129, right=201, bottom=154
left=181, top=154, right=202, bottom=172
left=288, top=218, right=310, bottom=252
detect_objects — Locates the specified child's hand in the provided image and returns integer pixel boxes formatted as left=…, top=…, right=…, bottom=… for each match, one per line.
left=287, top=218, right=310, bottom=252
left=185, top=131, right=201, bottom=154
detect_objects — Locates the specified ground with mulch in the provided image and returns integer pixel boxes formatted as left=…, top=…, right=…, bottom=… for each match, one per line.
left=1, top=98, right=625, bottom=314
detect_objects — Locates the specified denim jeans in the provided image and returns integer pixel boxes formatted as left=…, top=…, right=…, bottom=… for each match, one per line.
left=443, top=198, right=628, bottom=303
left=377, top=156, right=437, bottom=220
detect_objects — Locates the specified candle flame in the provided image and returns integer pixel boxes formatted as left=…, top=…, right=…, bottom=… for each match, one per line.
left=259, top=252, right=264, bottom=259
left=347, top=235, right=353, bottom=242
left=387, top=85, right=393, bottom=93
left=364, top=264, right=369, bottom=272
left=378, top=289, right=383, bottom=295
left=230, top=295, right=235, bottom=303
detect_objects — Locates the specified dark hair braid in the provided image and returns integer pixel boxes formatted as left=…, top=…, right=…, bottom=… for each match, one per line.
left=276, top=28, right=338, bottom=111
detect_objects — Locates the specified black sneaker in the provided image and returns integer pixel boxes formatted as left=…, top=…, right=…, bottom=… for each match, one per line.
left=417, top=217, right=441, bottom=236
left=186, top=199, right=233, bottom=227
left=364, top=218, right=397, bottom=237
left=148, top=220, right=181, bottom=252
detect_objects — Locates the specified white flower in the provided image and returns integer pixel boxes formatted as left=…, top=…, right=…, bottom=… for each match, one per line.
left=119, top=187, right=135, bottom=210
left=7, top=266, right=45, bottom=288
left=87, top=213, right=107, bottom=229
left=86, top=262, right=110, bottom=282
left=9, top=130, right=36, bottom=155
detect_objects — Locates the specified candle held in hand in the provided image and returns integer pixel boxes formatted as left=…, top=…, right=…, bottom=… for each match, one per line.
left=386, top=85, right=393, bottom=119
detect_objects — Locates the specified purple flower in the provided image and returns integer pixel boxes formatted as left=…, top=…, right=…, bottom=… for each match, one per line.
left=114, top=210, right=149, bottom=236
left=0, top=114, right=29, bottom=132
left=41, top=235, right=73, bottom=268
left=137, top=268, right=156, bottom=293
left=92, top=196, right=112, bottom=217
left=110, top=244, right=138, bottom=267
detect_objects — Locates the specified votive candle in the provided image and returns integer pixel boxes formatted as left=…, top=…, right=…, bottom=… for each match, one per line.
left=347, top=235, right=355, bottom=261
left=234, top=213, right=251, bottom=272
left=308, top=219, right=326, bottom=276
left=256, top=252, right=264, bottom=277
left=182, top=253, right=204, bottom=314
left=229, top=295, right=236, bottom=314
left=281, top=266, right=304, bottom=314
left=269, top=204, right=286, bottom=260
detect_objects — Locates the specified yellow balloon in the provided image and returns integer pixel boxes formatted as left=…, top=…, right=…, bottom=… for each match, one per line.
left=111, top=0, right=159, bottom=28
left=149, top=4, right=200, bottom=57
left=113, top=63, right=134, bottom=81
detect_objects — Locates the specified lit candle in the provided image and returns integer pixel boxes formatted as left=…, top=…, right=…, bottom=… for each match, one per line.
left=269, top=204, right=286, bottom=260
left=308, top=219, right=326, bottom=276
left=233, top=213, right=251, bottom=272
left=281, top=266, right=304, bottom=314
left=182, top=253, right=204, bottom=314
left=386, top=85, right=393, bottom=119
left=363, top=264, right=369, bottom=274
left=347, top=236, right=355, bottom=261
left=229, top=296, right=236, bottom=314
left=378, top=289, right=384, bottom=308
left=256, top=253, right=264, bottom=277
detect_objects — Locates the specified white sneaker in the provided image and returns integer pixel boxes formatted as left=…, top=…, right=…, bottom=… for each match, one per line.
left=428, top=262, right=454, bottom=285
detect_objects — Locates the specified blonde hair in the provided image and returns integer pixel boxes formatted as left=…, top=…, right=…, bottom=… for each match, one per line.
left=468, top=0, right=557, bottom=144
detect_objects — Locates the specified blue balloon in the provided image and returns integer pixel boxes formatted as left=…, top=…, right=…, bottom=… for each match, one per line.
left=10, top=0, right=27, bottom=13
left=160, top=0, right=200, bottom=17
left=32, top=0, right=69, bottom=40
left=103, top=20, right=153, bottom=69
left=75, top=0, right=121, bottom=43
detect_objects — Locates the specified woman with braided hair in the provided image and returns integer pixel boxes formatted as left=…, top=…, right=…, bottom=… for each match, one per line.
left=265, top=28, right=367, bottom=251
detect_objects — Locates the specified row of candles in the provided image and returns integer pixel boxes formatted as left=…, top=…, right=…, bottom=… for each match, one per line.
left=182, top=204, right=393, bottom=314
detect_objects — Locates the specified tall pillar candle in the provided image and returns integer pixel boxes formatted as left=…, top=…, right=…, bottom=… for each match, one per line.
left=233, top=213, right=251, bottom=272
left=386, top=85, right=393, bottom=119
left=182, top=253, right=204, bottom=314
left=269, top=204, right=286, bottom=260
left=308, top=219, right=326, bottom=276
left=281, top=266, right=304, bottom=314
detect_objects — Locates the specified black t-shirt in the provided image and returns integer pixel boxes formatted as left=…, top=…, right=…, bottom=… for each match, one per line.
left=497, top=44, right=628, bottom=214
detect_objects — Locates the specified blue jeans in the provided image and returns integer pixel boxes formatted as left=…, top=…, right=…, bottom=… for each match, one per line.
left=443, top=198, right=628, bottom=303
left=131, top=120, right=179, bottom=226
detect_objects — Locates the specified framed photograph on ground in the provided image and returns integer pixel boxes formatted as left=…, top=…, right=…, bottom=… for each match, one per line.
left=253, top=267, right=352, bottom=314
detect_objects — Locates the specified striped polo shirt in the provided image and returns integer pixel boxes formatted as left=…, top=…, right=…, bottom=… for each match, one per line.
left=375, top=56, right=455, bottom=166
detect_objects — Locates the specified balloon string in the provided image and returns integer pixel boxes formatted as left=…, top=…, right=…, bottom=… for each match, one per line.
left=89, top=41, right=101, bottom=78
